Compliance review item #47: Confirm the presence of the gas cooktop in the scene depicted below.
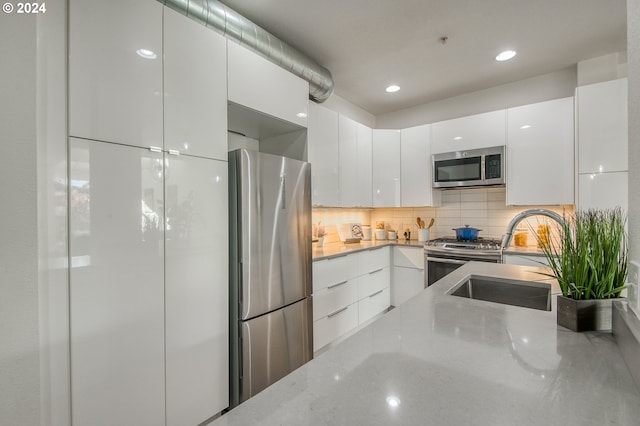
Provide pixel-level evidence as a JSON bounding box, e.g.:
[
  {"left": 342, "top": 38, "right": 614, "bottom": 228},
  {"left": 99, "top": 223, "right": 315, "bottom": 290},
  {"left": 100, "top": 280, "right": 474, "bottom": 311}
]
[{"left": 425, "top": 237, "right": 503, "bottom": 252}]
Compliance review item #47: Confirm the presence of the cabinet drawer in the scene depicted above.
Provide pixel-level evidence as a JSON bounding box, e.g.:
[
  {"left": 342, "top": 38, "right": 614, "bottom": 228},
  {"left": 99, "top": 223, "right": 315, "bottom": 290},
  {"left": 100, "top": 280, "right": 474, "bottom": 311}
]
[
  {"left": 313, "top": 254, "right": 358, "bottom": 292},
  {"left": 313, "top": 302, "right": 358, "bottom": 351},
  {"left": 358, "top": 267, "right": 390, "bottom": 299},
  {"left": 393, "top": 247, "right": 424, "bottom": 269},
  {"left": 313, "top": 279, "right": 359, "bottom": 321},
  {"left": 359, "top": 247, "right": 390, "bottom": 274},
  {"left": 358, "top": 287, "right": 390, "bottom": 324}
]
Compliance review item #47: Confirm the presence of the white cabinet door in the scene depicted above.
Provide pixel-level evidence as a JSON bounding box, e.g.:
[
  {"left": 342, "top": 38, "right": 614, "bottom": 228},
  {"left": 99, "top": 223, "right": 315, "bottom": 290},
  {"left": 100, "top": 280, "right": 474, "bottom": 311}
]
[
  {"left": 164, "top": 8, "right": 227, "bottom": 160},
  {"left": 401, "top": 124, "right": 439, "bottom": 206},
  {"left": 372, "top": 130, "right": 401, "bottom": 207},
  {"left": 392, "top": 247, "right": 424, "bottom": 306},
  {"left": 577, "top": 78, "right": 628, "bottom": 174},
  {"left": 339, "top": 115, "right": 358, "bottom": 206},
  {"left": 339, "top": 116, "right": 373, "bottom": 207},
  {"left": 430, "top": 110, "right": 506, "bottom": 154},
  {"left": 227, "top": 41, "right": 308, "bottom": 127},
  {"left": 69, "top": 0, "right": 163, "bottom": 148},
  {"left": 165, "top": 155, "right": 229, "bottom": 426},
  {"left": 506, "top": 97, "right": 574, "bottom": 205},
  {"left": 356, "top": 123, "right": 373, "bottom": 207},
  {"left": 578, "top": 172, "right": 628, "bottom": 211},
  {"left": 69, "top": 138, "right": 165, "bottom": 426},
  {"left": 392, "top": 267, "right": 424, "bottom": 306},
  {"left": 308, "top": 102, "right": 340, "bottom": 206}
]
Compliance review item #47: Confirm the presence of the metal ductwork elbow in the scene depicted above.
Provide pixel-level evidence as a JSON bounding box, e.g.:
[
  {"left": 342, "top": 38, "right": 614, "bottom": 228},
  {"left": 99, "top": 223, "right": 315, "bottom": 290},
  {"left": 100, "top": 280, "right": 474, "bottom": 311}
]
[{"left": 158, "top": 0, "right": 335, "bottom": 103}]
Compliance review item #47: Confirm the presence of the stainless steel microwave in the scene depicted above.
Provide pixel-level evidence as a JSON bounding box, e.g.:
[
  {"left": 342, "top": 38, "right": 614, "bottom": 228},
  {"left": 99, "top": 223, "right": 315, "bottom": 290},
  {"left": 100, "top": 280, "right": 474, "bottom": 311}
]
[{"left": 432, "top": 145, "right": 505, "bottom": 188}]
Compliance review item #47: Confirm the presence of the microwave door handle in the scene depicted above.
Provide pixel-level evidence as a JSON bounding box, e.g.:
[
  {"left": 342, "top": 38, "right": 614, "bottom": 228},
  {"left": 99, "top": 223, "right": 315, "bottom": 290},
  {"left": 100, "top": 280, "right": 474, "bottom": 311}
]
[{"left": 480, "top": 155, "right": 486, "bottom": 181}]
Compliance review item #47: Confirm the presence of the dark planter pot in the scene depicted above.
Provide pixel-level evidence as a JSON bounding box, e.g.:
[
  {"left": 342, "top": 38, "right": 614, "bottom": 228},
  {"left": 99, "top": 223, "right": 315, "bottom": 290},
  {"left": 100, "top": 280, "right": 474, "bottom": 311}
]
[{"left": 556, "top": 295, "right": 621, "bottom": 332}]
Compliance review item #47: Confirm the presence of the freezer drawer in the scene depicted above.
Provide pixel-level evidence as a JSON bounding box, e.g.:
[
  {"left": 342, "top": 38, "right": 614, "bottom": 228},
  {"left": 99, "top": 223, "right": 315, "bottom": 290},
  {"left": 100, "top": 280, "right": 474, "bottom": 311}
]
[{"left": 240, "top": 297, "right": 313, "bottom": 402}]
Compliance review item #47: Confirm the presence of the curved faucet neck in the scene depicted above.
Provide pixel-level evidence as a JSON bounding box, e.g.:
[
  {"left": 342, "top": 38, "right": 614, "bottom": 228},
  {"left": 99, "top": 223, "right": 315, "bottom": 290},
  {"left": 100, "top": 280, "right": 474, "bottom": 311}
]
[{"left": 501, "top": 209, "right": 566, "bottom": 249}]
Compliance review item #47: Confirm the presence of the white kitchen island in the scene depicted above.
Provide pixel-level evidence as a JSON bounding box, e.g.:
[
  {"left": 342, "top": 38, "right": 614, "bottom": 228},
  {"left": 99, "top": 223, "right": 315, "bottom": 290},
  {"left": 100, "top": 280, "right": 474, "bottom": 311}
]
[{"left": 211, "top": 263, "right": 640, "bottom": 425}]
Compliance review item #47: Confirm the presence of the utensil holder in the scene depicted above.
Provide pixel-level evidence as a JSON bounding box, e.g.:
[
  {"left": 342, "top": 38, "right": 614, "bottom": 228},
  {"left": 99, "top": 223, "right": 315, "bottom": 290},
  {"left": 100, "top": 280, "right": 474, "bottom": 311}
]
[{"left": 418, "top": 229, "right": 430, "bottom": 242}]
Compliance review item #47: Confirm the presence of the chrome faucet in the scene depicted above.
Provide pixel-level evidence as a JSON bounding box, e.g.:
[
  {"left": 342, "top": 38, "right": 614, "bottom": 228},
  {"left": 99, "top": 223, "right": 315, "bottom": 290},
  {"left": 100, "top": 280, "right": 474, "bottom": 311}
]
[{"left": 501, "top": 208, "right": 566, "bottom": 249}]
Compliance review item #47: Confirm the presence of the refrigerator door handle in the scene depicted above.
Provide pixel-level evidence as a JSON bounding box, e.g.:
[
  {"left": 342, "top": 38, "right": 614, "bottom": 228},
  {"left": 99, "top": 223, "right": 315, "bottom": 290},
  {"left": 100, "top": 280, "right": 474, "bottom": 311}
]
[{"left": 280, "top": 174, "right": 286, "bottom": 210}]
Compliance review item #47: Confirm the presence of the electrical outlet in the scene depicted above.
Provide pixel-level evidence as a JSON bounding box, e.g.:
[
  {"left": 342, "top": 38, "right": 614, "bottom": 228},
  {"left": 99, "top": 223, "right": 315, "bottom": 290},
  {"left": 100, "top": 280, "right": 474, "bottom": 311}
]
[{"left": 628, "top": 261, "right": 640, "bottom": 317}]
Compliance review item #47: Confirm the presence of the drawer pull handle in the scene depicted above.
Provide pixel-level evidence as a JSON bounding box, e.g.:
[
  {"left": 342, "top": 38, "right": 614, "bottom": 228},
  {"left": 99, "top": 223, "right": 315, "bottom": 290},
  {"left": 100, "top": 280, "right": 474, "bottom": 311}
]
[
  {"left": 368, "top": 289, "right": 384, "bottom": 298},
  {"left": 369, "top": 268, "right": 384, "bottom": 275},
  {"left": 327, "top": 306, "right": 349, "bottom": 318},
  {"left": 327, "top": 280, "right": 348, "bottom": 289}
]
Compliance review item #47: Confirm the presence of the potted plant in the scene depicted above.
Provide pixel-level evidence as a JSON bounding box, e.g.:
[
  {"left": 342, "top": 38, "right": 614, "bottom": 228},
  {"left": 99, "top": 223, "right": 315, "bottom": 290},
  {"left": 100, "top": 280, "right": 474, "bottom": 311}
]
[
  {"left": 313, "top": 221, "right": 327, "bottom": 247},
  {"left": 537, "top": 207, "right": 628, "bottom": 332}
]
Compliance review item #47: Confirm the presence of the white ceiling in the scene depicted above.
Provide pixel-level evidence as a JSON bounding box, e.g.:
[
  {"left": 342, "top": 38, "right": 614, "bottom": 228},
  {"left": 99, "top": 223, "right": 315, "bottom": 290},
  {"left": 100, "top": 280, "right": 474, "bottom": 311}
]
[{"left": 220, "top": 0, "right": 626, "bottom": 116}]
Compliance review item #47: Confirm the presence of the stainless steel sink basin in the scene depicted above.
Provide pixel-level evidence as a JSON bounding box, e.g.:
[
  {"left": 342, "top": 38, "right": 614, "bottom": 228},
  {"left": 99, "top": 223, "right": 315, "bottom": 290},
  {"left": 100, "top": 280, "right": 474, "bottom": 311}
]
[{"left": 448, "top": 276, "right": 551, "bottom": 311}]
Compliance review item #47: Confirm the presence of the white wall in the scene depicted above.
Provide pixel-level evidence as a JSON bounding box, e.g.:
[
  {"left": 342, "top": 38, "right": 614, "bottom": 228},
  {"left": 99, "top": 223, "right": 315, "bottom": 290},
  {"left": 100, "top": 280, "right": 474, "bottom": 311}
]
[
  {"left": 322, "top": 93, "right": 376, "bottom": 128},
  {"left": 0, "top": 14, "right": 41, "bottom": 426},
  {"left": 577, "top": 52, "right": 628, "bottom": 86},
  {"left": 629, "top": 0, "right": 640, "bottom": 263},
  {"left": 376, "top": 67, "right": 577, "bottom": 129}
]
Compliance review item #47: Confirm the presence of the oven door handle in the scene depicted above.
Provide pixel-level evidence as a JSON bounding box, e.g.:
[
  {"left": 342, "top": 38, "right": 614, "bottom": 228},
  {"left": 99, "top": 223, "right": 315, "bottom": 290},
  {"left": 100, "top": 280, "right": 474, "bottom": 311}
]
[{"left": 426, "top": 256, "right": 468, "bottom": 265}]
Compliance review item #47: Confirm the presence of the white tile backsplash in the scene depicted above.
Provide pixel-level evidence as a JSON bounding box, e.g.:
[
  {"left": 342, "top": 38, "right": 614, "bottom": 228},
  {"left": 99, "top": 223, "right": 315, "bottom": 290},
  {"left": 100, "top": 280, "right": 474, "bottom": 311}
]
[{"left": 314, "top": 187, "right": 574, "bottom": 244}]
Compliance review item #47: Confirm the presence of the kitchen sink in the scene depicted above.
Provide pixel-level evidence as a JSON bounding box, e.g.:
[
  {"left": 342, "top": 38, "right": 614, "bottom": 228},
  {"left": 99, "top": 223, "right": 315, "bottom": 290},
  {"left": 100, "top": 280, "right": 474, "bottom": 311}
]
[{"left": 448, "top": 276, "right": 551, "bottom": 311}]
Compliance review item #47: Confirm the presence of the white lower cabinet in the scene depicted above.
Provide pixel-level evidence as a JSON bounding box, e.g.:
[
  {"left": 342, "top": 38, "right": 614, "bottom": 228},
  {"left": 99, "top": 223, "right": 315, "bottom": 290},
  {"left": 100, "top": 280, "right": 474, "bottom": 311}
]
[
  {"left": 312, "top": 247, "right": 391, "bottom": 351},
  {"left": 392, "top": 247, "right": 425, "bottom": 306},
  {"left": 313, "top": 303, "right": 359, "bottom": 351}
]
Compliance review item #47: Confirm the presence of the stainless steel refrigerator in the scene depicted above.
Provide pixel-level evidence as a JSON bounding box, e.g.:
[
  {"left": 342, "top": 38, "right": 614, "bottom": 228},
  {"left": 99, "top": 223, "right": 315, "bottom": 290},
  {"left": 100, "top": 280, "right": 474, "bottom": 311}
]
[{"left": 228, "top": 149, "right": 313, "bottom": 407}]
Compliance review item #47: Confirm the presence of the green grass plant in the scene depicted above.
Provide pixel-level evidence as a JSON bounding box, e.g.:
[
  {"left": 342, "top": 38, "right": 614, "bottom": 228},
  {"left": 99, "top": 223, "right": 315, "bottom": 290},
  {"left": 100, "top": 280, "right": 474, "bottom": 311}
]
[{"left": 537, "top": 208, "right": 627, "bottom": 300}]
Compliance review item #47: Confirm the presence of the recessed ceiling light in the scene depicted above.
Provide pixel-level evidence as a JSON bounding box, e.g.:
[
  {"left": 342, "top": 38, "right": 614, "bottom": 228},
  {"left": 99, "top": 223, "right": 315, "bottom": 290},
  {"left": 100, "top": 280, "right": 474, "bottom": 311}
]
[
  {"left": 296, "top": 112, "right": 308, "bottom": 118},
  {"left": 453, "top": 136, "right": 463, "bottom": 140},
  {"left": 136, "top": 48, "right": 157, "bottom": 59},
  {"left": 495, "top": 50, "right": 517, "bottom": 61},
  {"left": 386, "top": 396, "right": 401, "bottom": 408},
  {"left": 520, "top": 125, "right": 531, "bottom": 130},
  {"left": 385, "top": 85, "right": 400, "bottom": 93}
]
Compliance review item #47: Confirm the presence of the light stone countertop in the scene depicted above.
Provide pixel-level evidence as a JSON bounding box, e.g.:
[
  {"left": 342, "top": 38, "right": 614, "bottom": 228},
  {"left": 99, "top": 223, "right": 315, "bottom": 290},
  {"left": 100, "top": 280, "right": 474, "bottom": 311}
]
[
  {"left": 212, "top": 262, "right": 640, "bottom": 425},
  {"left": 313, "top": 239, "right": 424, "bottom": 260}
]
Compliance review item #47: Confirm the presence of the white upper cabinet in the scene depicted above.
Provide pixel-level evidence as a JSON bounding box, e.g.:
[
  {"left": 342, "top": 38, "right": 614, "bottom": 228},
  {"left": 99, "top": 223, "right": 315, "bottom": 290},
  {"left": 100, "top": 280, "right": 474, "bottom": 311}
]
[
  {"left": 69, "top": 0, "right": 163, "bottom": 148},
  {"left": 576, "top": 78, "right": 628, "bottom": 174},
  {"left": 356, "top": 122, "right": 373, "bottom": 207},
  {"left": 308, "top": 102, "right": 340, "bottom": 206},
  {"left": 227, "top": 41, "right": 308, "bottom": 127},
  {"left": 165, "top": 155, "right": 229, "bottom": 426},
  {"left": 339, "top": 116, "right": 373, "bottom": 207},
  {"left": 400, "top": 124, "right": 440, "bottom": 206},
  {"left": 430, "top": 110, "right": 506, "bottom": 154},
  {"left": 578, "top": 172, "right": 628, "bottom": 211},
  {"left": 339, "top": 115, "right": 358, "bottom": 206},
  {"left": 164, "top": 8, "right": 227, "bottom": 160},
  {"left": 506, "top": 97, "right": 574, "bottom": 205},
  {"left": 372, "top": 129, "right": 401, "bottom": 207}
]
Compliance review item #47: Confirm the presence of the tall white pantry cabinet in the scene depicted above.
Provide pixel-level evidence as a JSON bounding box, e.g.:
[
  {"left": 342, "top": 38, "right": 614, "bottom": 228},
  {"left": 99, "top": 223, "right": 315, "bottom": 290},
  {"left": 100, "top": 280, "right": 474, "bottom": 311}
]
[{"left": 69, "top": 1, "right": 229, "bottom": 425}]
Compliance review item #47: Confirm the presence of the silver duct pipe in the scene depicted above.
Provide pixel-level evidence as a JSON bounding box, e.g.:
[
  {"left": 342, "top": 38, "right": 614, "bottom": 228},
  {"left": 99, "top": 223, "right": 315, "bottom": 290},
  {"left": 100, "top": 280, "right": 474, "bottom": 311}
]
[{"left": 158, "top": 0, "right": 334, "bottom": 103}]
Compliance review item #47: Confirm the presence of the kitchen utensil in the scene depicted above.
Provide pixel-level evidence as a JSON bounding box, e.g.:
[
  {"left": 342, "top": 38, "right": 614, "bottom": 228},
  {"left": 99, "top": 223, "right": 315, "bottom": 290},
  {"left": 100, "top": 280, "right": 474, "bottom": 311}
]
[
  {"left": 427, "top": 218, "right": 435, "bottom": 229},
  {"left": 452, "top": 225, "right": 482, "bottom": 241}
]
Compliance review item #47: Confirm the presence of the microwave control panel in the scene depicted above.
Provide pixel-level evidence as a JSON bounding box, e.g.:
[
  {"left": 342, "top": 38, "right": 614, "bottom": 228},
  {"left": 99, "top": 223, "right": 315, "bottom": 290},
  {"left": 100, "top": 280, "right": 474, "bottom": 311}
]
[{"left": 485, "top": 154, "right": 502, "bottom": 179}]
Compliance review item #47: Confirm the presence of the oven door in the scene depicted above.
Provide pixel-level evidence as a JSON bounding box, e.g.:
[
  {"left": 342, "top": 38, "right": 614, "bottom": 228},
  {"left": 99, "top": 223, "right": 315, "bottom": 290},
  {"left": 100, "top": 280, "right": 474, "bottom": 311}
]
[
  {"left": 425, "top": 251, "right": 501, "bottom": 287},
  {"left": 425, "top": 254, "right": 468, "bottom": 287}
]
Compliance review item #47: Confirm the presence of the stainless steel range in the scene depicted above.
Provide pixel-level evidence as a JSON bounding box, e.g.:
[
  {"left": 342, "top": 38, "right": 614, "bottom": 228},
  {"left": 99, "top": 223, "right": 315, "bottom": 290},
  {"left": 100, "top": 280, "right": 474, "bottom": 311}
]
[{"left": 424, "top": 237, "right": 503, "bottom": 287}]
